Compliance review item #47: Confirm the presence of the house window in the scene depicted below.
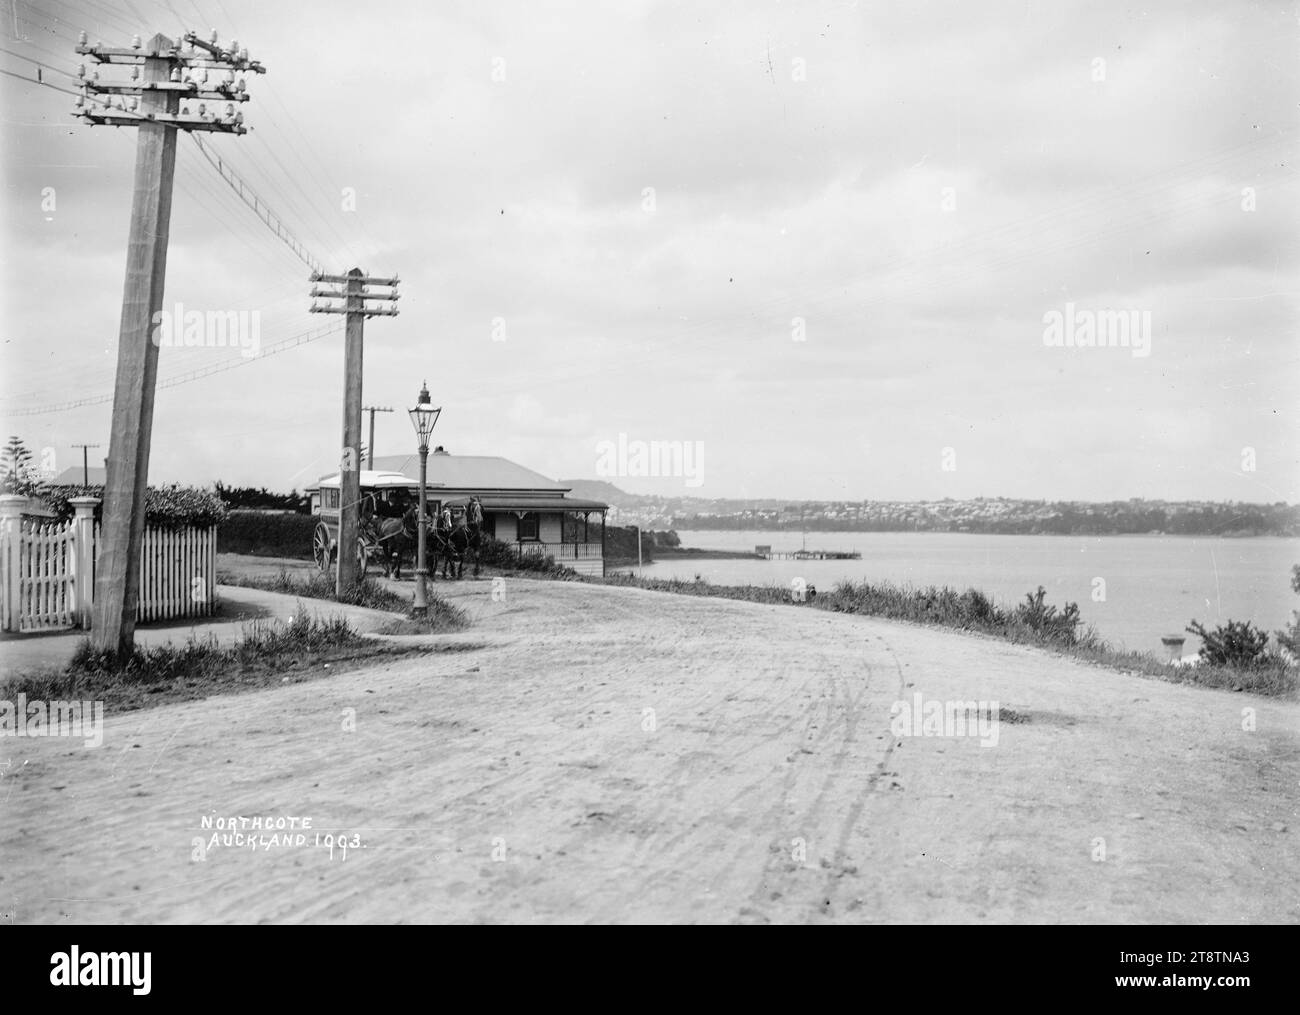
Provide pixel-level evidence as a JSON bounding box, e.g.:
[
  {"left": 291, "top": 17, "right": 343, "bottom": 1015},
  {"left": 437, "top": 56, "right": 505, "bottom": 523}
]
[
  {"left": 564, "top": 511, "right": 588, "bottom": 543},
  {"left": 517, "top": 512, "right": 539, "bottom": 541}
]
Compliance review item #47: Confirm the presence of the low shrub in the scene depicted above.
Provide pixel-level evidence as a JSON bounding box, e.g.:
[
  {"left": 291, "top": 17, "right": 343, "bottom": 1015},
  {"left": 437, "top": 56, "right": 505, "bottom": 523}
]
[
  {"left": 1011, "top": 586, "right": 1085, "bottom": 645},
  {"left": 1186, "top": 618, "right": 1271, "bottom": 668},
  {"left": 958, "top": 588, "right": 998, "bottom": 625},
  {"left": 476, "top": 538, "right": 578, "bottom": 579}
]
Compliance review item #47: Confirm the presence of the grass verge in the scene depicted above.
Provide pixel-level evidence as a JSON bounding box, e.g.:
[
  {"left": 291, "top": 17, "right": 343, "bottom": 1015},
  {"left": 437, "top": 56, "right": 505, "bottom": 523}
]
[
  {"left": 594, "top": 573, "right": 1298, "bottom": 698},
  {"left": 0, "top": 606, "right": 456, "bottom": 713},
  {"left": 218, "top": 567, "right": 469, "bottom": 632}
]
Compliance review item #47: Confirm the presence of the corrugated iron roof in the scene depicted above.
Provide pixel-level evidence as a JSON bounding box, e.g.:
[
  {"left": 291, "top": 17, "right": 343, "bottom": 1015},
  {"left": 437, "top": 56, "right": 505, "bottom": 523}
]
[
  {"left": 48, "top": 466, "right": 107, "bottom": 487},
  {"left": 345, "top": 454, "right": 569, "bottom": 492},
  {"left": 441, "top": 495, "right": 608, "bottom": 512}
]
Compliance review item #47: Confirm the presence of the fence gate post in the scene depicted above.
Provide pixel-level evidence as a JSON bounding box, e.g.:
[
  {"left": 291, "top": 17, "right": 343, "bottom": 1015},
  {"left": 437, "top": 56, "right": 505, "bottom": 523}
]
[
  {"left": 69, "top": 496, "right": 100, "bottom": 629},
  {"left": 0, "top": 494, "right": 28, "bottom": 633}
]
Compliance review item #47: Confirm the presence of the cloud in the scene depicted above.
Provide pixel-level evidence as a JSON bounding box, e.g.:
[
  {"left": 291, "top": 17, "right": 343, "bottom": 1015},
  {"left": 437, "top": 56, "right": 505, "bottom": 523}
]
[{"left": 0, "top": 0, "right": 1295, "bottom": 502}]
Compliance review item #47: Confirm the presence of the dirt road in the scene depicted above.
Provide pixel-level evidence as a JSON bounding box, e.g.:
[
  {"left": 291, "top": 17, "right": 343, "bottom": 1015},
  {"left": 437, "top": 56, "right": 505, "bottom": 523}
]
[{"left": 3, "top": 578, "right": 1296, "bottom": 923}]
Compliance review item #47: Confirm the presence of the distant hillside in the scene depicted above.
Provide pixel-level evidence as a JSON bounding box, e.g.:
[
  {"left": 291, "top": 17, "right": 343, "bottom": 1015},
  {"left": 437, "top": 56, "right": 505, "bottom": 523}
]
[
  {"left": 558, "top": 479, "right": 635, "bottom": 505},
  {"left": 552, "top": 483, "right": 1300, "bottom": 537}
]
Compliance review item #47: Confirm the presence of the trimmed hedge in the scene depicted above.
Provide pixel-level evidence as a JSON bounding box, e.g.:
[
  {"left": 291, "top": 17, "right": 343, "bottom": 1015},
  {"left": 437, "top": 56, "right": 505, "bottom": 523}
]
[
  {"left": 39, "top": 483, "right": 228, "bottom": 529},
  {"left": 218, "top": 510, "right": 317, "bottom": 558}
]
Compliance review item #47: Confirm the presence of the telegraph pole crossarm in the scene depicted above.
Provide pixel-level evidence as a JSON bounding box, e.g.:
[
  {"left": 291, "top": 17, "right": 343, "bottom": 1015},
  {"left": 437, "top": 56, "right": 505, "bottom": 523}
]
[
  {"left": 309, "top": 268, "right": 400, "bottom": 593},
  {"left": 309, "top": 273, "right": 401, "bottom": 320},
  {"left": 74, "top": 31, "right": 264, "bottom": 134},
  {"left": 312, "top": 273, "right": 400, "bottom": 286},
  {"left": 82, "top": 29, "right": 264, "bottom": 659}
]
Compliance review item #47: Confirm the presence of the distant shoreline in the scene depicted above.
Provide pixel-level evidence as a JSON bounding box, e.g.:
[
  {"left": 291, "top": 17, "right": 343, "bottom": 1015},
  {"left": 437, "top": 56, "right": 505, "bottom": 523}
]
[
  {"left": 605, "top": 550, "right": 761, "bottom": 567},
  {"left": 656, "top": 529, "right": 1299, "bottom": 541},
  {"left": 646, "top": 547, "right": 763, "bottom": 560},
  {"left": 607, "top": 528, "right": 1299, "bottom": 568}
]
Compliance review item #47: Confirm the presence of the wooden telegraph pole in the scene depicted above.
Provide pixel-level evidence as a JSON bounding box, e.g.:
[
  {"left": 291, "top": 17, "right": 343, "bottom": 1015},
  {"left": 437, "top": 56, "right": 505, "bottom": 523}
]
[
  {"left": 362, "top": 406, "right": 393, "bottom": 469},
  {"left": 70, "top": 443, "right": 101, "bottom": 487},
  {"left": 76, "top": 30, "right": 265, "bottom": 658},
  {"left": 310, "top": 270, "right": 399, "bottom": 593}
]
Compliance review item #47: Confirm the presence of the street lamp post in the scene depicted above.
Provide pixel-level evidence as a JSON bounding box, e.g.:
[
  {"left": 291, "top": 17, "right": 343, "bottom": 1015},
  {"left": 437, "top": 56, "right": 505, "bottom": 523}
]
[{"left": 408, "top": 381, "right": 442, "bottom": 617}]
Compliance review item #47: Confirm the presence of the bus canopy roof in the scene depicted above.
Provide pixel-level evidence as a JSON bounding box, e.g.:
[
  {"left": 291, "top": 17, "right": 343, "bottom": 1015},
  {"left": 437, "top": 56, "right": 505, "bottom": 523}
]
[{"left": 314, "top": 471, "right": 427, "bottom": 489}]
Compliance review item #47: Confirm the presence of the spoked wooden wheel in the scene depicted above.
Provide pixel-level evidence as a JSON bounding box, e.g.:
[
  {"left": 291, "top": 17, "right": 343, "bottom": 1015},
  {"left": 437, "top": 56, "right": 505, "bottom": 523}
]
[{"left": 312, "top": 523, "right": 332, "bottom": 572}]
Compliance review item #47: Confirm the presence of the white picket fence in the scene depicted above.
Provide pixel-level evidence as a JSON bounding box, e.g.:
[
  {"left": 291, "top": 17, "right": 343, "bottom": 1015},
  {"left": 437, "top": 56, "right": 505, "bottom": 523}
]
[
  {"left": 16, "top": 518, "right": 79, "bottom": 631},
  {"left": 127, "top": 523, "right": 217, "bottom": 623},
  {"left": 0, "top": 495, "right": 217, "bottom": 633}
]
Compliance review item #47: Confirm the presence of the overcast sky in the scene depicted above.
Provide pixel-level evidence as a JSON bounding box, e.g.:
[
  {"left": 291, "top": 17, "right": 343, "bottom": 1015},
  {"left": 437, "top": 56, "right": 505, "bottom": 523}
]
[{"left": 2, "top": 0, "right": 1296, "bottom": 501}]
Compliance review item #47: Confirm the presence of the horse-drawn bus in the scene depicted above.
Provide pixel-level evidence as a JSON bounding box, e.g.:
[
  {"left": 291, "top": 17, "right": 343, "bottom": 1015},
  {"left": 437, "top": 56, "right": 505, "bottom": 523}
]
[
  {"left": 309, "top": 470, "right": 479, "bottom": 579},
  {"left": 307, "top": 452, "right": 611, "bottom": 579},
  {"left": 310, "top": 471, "right": 418, "bottom": 575}
]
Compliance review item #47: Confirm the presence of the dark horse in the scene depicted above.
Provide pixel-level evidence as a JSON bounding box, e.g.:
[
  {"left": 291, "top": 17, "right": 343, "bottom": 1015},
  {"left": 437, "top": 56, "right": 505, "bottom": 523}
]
[
  {"left": 465, "top": 496, "right": 484, "bottom": 577},
  {"left": 399, "top": 499, "right": 484, "bottom": 581},
  {"left": 438, "top": 498, "right": 484, "bottom": 579},
  {"left": 362, "top": 495, "right": 414, "bottom": 579},
  {"left": 431, "top": 506, "right": 469, "bottom": 580}
]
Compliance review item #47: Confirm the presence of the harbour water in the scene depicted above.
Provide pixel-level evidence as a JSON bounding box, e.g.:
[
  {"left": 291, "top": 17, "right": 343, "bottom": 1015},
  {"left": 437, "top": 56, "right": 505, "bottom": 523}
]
[{"left": 626, "top": 530, "right": 1300, "bottom": 656}]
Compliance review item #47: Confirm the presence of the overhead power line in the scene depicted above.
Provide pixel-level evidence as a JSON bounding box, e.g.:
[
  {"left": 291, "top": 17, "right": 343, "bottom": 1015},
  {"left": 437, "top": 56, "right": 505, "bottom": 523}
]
[
  {"left": 0, "top": 64, "right": 143, "bottom": 116},
  {"left": 2, "top": 37, "right": 332, "bottom": 277},
  {"left": 1, "top": 321, "right": 344, "bottom": 417},
  {"left": 189, "top": 132, "right": 325, "bottom": 275}
]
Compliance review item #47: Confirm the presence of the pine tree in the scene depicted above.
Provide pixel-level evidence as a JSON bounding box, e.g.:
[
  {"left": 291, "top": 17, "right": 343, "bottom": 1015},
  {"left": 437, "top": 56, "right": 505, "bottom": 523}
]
[{"left": 0, "top": 435, "right": 34, "bottom": 491}]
